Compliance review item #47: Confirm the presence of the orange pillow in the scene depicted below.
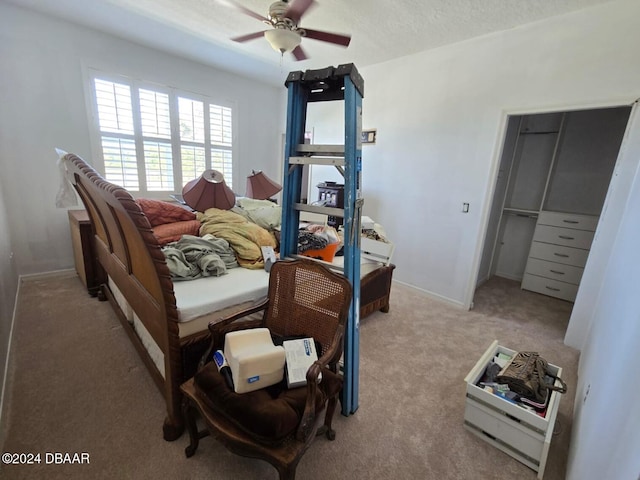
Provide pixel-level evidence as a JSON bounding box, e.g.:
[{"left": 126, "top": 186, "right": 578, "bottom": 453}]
[
  {"left": 153, "top": 220, "right": 201, "bottom": 245},
  {"left": 137, "top": 198, "right": 196, "bottom": 227}
]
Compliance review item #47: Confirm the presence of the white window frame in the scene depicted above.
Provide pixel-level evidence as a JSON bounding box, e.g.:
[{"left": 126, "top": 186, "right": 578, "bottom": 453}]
[{"left": 85, "top": 69, "right": 236, "bottom": 198}]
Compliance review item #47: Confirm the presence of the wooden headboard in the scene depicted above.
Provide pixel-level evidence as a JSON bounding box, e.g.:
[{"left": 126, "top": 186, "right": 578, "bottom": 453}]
[{"left": 63, "top": 153, "right": 185, "bottom": 440}]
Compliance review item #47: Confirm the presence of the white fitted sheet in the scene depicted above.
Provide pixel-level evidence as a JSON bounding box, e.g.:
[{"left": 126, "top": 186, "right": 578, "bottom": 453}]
[{"left": 173, "top": 267, "right": 270, "bottom": 324}]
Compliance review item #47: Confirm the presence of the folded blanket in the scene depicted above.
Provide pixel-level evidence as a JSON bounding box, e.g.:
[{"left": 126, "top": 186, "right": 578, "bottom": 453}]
[{"left": 197, "top": 208, "right": 277, "bottom": 269}]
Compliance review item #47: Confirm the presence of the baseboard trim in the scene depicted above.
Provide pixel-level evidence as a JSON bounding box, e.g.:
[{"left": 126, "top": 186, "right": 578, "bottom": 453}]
[
  {"left": 19, "top": 268, "right": 76, "bottom": 282},
  {"left": 0, "top": 275, "right": 22, "bottom": 438},
  {"left": 392, "top": 279, "right": 466, "bottom": 309}
]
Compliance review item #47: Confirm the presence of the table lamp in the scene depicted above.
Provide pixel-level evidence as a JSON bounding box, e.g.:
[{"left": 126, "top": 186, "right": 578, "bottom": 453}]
[
  {"left": 245, "top": 170, "right": 282, "bottom": 201},
  {"left": 182, "top": 169, "right": 235, "bottom": 211}
]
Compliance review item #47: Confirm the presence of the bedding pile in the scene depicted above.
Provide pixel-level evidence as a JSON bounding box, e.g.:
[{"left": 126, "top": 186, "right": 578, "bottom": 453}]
[
  {"left": 197, "top": 208, "right": 277, "bottom": 269},
  {"left": 136, "top": 198, "right": 201, "bottom": 245},
  {"left": 232, "top": 197, "right": 282, "bottom": 230},
  {"left": 298, "top": 224, "right": 341, "bottom": 253},
  {"left": 163, "top": 234, "right": 238, "bottom": 280}
]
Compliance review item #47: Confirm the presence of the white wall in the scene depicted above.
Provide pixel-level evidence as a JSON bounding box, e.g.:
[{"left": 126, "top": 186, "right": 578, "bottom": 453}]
[
  {"left": 0, "top": 179, "right": 19, "bottom": 428},
  {"left": 352, "top": 0, "right": 640, "bottom": 308},
  {"left": 566, "top": 136, "right": 640, "bottom": 479},
  {"left": 0, "top": 3, "right": 286, "bottom": 276},
  {"left": 564, "top": 105, "right": 640, "bottom": 351},
  {"left": 307, "top": 1, "right": 640, "bottom": 477},
  {"left": 3, "top": 1, "right": 640, "bottom": 476}
]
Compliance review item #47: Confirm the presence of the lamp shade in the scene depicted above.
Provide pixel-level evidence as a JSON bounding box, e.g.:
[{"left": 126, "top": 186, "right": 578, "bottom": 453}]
[
  {"left": 246, "top": 170, "right": 282, "bottom": 200},
  {"left": 182, "top": 170, "right": 235, "bottom": 211}
]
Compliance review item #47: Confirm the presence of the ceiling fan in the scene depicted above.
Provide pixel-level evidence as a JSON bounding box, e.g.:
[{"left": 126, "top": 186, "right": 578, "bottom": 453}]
[{"left": 220, "top": 0, "right": 351, "bottom": 61}]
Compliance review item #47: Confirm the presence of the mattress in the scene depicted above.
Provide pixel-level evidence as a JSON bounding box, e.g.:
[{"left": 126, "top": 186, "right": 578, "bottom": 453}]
[{"left": 173, "top": 267, "right": 269, "bottom": 322}]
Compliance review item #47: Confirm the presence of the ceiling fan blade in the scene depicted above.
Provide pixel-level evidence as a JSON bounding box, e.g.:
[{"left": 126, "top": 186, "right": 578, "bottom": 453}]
[
  {"left": 303, "top": 28, "right": 351, "bottom": 47},
  {"left": 291, "top": 45, "right": 308, "bottom": 61},
  {"left": 218, "top": 0, "right": 269, "bottom": 22},
  {"left": 285, "top": 0, "right": 316, "bottom": 24},
  {"left": 231, "top": 31, "right": 267, "bottom": 43}
]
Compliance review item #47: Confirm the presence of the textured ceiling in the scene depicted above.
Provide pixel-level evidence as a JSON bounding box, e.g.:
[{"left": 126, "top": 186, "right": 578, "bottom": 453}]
[{"left": 9, "top": 0, "right": 614, "bottom": 85}]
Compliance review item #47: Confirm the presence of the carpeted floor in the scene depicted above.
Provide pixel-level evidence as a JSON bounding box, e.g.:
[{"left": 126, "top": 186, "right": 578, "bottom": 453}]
[{"left": 0, "top": 272, "right": 578, "bottom": 479}]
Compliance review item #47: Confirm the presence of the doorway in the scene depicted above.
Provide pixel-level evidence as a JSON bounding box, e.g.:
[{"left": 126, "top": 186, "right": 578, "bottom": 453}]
[{"left": 474, "top": 105, "right": 632, "bottom": 312}]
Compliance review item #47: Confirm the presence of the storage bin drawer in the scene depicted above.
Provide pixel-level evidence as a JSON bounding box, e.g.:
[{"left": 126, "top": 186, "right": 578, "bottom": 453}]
[
  {"left": 464, "top": 399, "right": 544, "bottom": 462},
  {"left": 464, "top": 341, "right": 563, "bottom": 479},
  {"left": 524, "top": 258, "right": 584, "bottom": 285},
  {"left": 521, "top": 273, "right": 579, "bottom": 302},
  {"left": 533, "top": 225, "right": 595, "bottom": 250},
  {"left": 528, "top": 241, "right": 590, "bottom": 267},
  {"left": 537, "top": 211, "right": 598, "bottom": 231}
]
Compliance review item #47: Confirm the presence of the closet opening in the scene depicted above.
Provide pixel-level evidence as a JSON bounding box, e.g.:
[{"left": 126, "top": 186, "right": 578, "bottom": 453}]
[{"left": 474, "top": 105, "right": 632, "bottom": 318}]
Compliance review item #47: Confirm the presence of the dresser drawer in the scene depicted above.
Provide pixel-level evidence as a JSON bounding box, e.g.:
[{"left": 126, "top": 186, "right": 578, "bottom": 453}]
[
  {"left": 533, "top": 225, "right": 595, "bottom": 250},
  {"left": 521, "top": 274, "right": 579, "bottom": 302},
  {"left": 537, "top": 211, "right": 599, "bottom": 231},
  {"left": 525, "top": 258, "right": 584, "bottom": 285},
  {"left": 528, "top": 241, "right": 590, "bottom": 267}
]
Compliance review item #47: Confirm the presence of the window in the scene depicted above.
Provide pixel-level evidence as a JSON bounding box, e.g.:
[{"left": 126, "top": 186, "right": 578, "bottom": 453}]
[{"left": 90, "top": 74, "right": 234, "bottom": 195}]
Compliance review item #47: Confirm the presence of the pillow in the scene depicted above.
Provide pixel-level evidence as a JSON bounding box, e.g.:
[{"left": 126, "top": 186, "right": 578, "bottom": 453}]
[
  {"left": 194, "top": 362, "right": 341, "bottom": 441},
  {"left": 153, "top": 220, "right": 201, "bottom": 245},
  {"left": 234, "top": 197, "right": 282, "bottom": 230},
  {"left": 137, "top": 198, "right": 196, "bottom": 227}
]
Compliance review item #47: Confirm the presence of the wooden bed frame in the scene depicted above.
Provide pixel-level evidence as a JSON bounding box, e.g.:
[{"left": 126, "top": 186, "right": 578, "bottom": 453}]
[{"left": 63, "top": 152, "right": 395, "bottom": 441}]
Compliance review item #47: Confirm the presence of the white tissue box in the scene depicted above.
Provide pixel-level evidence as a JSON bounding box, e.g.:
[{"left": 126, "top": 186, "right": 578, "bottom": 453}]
[
  {"left": 224, "top": 328, "right": 285, "bottom": 394},
  {"left": 283, "top": 338, "right": 319, "bottom": 388}
]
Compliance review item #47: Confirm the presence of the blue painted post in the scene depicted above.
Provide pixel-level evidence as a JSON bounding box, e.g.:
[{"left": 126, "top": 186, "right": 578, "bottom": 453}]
[
  {"left": 280, "top": 80, "right": 308, "bottom": 258},
  {"left": 341, "top": 76, "right": 362, "bottom": 415}
]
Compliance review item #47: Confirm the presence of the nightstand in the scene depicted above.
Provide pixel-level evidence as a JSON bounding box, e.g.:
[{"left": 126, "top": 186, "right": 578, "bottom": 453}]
[{"left": 68, "top": 209, "right": 100, "bottom": 296}]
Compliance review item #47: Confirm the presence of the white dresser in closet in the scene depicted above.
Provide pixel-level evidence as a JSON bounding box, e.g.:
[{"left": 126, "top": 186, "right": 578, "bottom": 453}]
[
  {"left": 521, "top": 211, "right": 598, "bottom": 302},
  {"left": 478, "top": 106, "right": 631, "bottom": 303}
]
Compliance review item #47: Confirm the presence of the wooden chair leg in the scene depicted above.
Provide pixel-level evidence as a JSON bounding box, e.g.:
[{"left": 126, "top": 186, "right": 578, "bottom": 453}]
[
  {"left": 183, "top": 400, "right": 202, "bottom": 457},
  {"left": 323, "top": 395, "right": 338, "bottom": 441},
  {"left": 276, "top": 460, "right": 299, "bottom": 480}
]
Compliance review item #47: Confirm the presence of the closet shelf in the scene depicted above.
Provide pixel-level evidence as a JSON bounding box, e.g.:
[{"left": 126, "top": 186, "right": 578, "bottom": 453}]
[
  {"left": 503, "top": 208, "right": 539, "bottom": 218},
  {"left": 519, "top": 130, "right": 560, "bottom": 135}
]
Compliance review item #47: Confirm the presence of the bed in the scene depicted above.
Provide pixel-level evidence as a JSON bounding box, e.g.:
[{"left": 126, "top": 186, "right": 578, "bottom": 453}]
[{"left": 62, "top": 152, "right": 394, "bottom": 441}]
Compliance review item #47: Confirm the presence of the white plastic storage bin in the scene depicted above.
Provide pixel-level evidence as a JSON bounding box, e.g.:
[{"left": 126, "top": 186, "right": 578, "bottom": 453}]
[{"left": 463, "top": 340, "right": 563, "bottom": 479}]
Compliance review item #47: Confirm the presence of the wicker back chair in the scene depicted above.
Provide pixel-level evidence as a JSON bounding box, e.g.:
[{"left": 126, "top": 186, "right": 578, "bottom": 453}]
[{"left": 181, "top": 259, "right": 352, "bottom": 480}]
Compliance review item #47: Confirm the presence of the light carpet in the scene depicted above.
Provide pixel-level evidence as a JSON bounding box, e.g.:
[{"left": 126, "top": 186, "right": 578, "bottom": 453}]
[{"left": 0, "top": 273, "right": 578, "bottom": 479}]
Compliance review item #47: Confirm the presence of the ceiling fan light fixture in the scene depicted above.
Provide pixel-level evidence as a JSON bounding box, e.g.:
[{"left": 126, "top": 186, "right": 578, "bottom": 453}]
[{"left": 264, "top": 28, "right": 301, "bottom": 54}]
